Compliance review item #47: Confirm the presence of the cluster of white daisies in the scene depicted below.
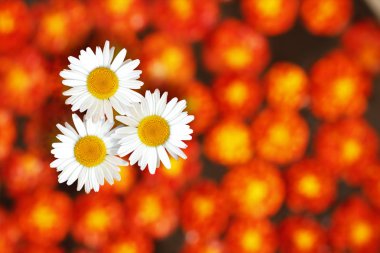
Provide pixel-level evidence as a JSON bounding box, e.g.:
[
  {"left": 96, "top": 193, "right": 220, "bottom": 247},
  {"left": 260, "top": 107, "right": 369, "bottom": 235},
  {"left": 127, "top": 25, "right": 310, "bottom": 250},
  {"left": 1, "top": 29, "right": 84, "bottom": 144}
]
[{"left": 51, "top": 41, "right": 194, "bottom": 193}]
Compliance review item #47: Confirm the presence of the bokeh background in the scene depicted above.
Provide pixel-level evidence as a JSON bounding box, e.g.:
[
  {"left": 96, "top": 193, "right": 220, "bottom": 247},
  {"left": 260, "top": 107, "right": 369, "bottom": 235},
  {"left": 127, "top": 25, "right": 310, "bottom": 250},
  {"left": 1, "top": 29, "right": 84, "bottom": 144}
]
[{"left": 1, "top": 0, "right": 380, "bottom": 252}]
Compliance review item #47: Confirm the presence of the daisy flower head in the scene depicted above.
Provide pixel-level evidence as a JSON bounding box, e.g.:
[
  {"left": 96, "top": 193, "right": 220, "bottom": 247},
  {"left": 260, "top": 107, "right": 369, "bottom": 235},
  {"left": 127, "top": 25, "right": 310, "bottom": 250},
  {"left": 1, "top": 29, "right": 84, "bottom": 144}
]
[
  {"left": 115, "top": 89, "right": 194, "bottom": 174},
  {"left": 50, "top": 114, "right": 128, "bottom": 193},
  {"left": 60, "top": 41, "right": 143, "bottom": 121}
]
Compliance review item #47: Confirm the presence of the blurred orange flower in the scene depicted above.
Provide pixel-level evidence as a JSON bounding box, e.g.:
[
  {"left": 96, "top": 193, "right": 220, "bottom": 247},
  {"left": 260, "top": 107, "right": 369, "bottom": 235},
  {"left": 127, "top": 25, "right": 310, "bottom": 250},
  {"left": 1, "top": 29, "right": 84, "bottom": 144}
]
[
  {"left": 203, "top": 19, "right": 270, "bottom": 75},
  {"left": 241, "top": 0, "right": 299, "bottom": 35},
  {"left": 300, "top": 0, "right": 353, "bottom": 36},
  {"left": 16, "top": 190, "right": 73, "bottom": 246},
  {"left": 251, "top": 109, "right": 309, "bottom": 165},
  {"left": 264, "top": 62, "right": 309, "bottom": 110},
  {"left": 225, "top": 218, "right": 277, "bottom": 253},
  {"left": 330, "top": 197, "right": 380, "bottom": 252},
  {"left": 0, "top": 48, "right": 51, "bottom": 115},
  {"left": 342, "top": 19, "right": 380, "bottom": 75},
  {"left": 0, "top": 0, "right": 33, "bottom": 54},
  {"left": 72, "top": 194, "right": 124, "bottom": 248},
  {"left": 310, "top": 50, "right": 371, "bottom": 121},
  {"left": 180, "top": 181, "right": 230, "bottom": 240},
  {"left": 1, "top": 150, "right": 57, "bottom": 198},
  {"left": 285, "top": 159, "right": 336, "bottom": 213},
  {"left": 279, "top": 216, "right": 328, "bottom": 253},
  {"left": 315, "top": 118, "right": 378, "bottom": 184},
  {"left": 181, "top": 240, "right": 225, "bottom": 253},
  {"left": 204, "top": 119, "right": 253, "bottom": 166},
  {"left": 32, "top": 0, "right": 93, "bottom": 55},
  {"left": 212, "top": 73, "right": 263, "bottom": 119},
  {"left": 222, "top": 159, "right": 285, "bottom": 219},
  {"left": 125, "top": 183, "right": 179, "bottom": 239}
]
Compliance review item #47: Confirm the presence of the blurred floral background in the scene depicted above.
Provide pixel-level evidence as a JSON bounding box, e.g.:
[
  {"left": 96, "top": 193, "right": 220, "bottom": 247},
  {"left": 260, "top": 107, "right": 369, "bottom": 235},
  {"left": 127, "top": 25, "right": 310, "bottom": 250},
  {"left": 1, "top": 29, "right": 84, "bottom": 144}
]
[{"left": 1, "top": 0, "right": 380, "bottom": 252}]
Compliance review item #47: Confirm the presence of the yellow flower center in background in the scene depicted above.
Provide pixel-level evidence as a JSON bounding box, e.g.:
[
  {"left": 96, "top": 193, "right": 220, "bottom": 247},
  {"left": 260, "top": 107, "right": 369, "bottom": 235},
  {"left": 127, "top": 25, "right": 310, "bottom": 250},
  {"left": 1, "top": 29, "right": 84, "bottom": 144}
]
[
  {"left": 242, "top": 230, "right": 262, "bottom": 251},
  {"left": 294, "top": 229, "right": 315, "bottom": 250},
  {"left": 0, "top": 11, "right": 15, "bottom": 34},
  {"left": 87, "top": 67, "right": 119, "bottom": 99},
  {"left": 74, "top": 136, "right": 107, "bottom": 167},
  {"left": 170, "top": 0, "right": 193, "bottom": 19},
  {"left": 193, "top": 197, "right": 214, "bottom": 218},
  {"left": 43, "top": 13, "right": 66, "bottom": 37},
  {"left": 226, "top": 81, "right": 248, "bottom": 107},
  {"left": 86, "top": 208, "right": 110, "bottom": 230},
  {"left": 138, "top": 115, "right": 170, "bottom": 147},
  {"left": 269, "top": 124, "right": 290, "bottom": 146},
  {"left": 256, "top": 0, "right": 281, "bottom": 17},
  {"left": 139, "top": 196, "right": 162, "bottom": 223},
  {"left": 351, "top": 221, "right": 372, "bottom": 246},
  {"left": 107, "top": 0, "right": 132, "bottom": 14},
  {"left": 247, "top": 180, "right": 268, "bottom": 203},
  {"left": 111, "top": 243, "right": 137, "bottom": 253},
  {"left": 31, "top": 205, "right": 57, "bottom": 230},
  {"left": 224, "top": 46, "right": 252, "bottom": 69},
  {"left": 298, "top": 174, "right": 321, "bottom": 198},
  {"left": 342, "top": 139, "right": 361, "bottom": 163}
]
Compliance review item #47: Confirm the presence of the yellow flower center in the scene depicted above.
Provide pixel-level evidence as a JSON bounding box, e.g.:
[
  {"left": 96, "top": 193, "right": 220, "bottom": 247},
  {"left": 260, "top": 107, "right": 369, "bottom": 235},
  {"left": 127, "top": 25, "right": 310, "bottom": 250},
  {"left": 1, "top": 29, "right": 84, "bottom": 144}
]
[
  {"left": 138, "top": 115, "right": 170, "bottom": 147},
  {"left": 87, "top": 67, "right": 119, "bottom": 99},
  {"left": 193, "top": 197, "right": 214, "bottom": 218},
  {"left": 351, "top": 221, "right": 372, "bottom": 246},
  {"left": 86, "top": 208, "right": 110, "bottom": 230},
  {"left": 170, "top": 0, "right": 193, "bottom": 19},
  {"left": 298, "top": 175, "right": 321, "bottom": 198},
  {"left": 0, "top": 11, "right": 15, "bottom": 34},
  {"left": 294, "top": 229, "right": 315, "bottom": 250},
  {"left": 256, "top": 0, "right": 282, "bottom": 17},
  {"left": 246, "top": 180, "right": 268, "bottom": 203},
  {"left": 107, "top": 0, "right": 132, "bottom": 14},
  {"left": 342, "top": 139, "right": 362, "bottom": 163},
  {"left": 74, "top": 136, "right": 107, "bottom": 167},
  {"left": 242, "top": 230, "right": 262, "bottom": 251},
  {"left": 43, "top": 13, "right": 67, "bottom": 37},
  {"left": 31, "top": 205, "right": 57, "bottom": 230},
  {"left": 139, "top": 196, "right": 162, "bottom": 223},
  {"left": 226, "top": 81, "right": 248, "bottom": 107},
  {"left": 224, "top": 46, "right": 252, "bottom": 69}
]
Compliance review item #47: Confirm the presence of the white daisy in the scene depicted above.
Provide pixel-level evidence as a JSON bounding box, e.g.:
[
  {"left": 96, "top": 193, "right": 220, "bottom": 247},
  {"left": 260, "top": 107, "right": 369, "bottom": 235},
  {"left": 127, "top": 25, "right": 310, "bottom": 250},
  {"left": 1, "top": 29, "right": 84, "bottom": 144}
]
[
  {"left": 60, "top": 41, "right": 143, "bottom": 121},
  {"left": 50, "top": 114, "right": 128, "bottom": 193},
  {"left": 114, "top": 89, "right": 194, "bottom": 174}
]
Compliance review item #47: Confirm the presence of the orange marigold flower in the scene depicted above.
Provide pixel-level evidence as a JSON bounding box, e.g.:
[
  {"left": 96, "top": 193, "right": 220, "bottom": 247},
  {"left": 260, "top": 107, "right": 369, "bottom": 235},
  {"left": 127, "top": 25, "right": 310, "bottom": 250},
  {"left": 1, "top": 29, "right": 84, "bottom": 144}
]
[
  {"left": 315, "top": 118, "right": 378, "bottom": 184},
  {"left": 310, "top": 50, "right": 371, "bottom": 121},
  {"left": 342, "top": 19, "right": 380, "bottom": 75},
  {"left": 151, "top": 0, "right": 219, "bottom": 41},
  {"left": 264, "top": 62, "right": 309, "bottom": 110},
  {"left": 100, "top": 229, "right": 154, "bottom": 253},
  {"left": 125, "top": 183, "right": 179, "bottom": 239},
  {"left": 222, "top": 159, "right": 285, "bottom": 219},
  {"left": 180, "top": 181, "right": 230, "bottom": 240},
  {"left": 1, "top": 150, "right": 57, "bottom": 198},
  {"left": 204, "top": 119, "right": 253, "bottom": 166},
  {"left": 32, "top": 0, "right": 92, "bottom": 55},
  {"left": 225, "top": 218, "right": 278, "bottom": 253},
  {"left": 0, "top": 109, "right": 16, "bottom": 162},
  {"left": 241, "top": 0, "right": 298, "bottom": 35},
  {"left": 72, "top": 194, "right": 124, "bottom": 248},
  {"left": 251, "top": 109, "right": 309, "bottom": 165},
  {"left": 140, "top": 33, "right": 195, "bottom": 87},
  {"left": 16, "top": 190, "right": 73, "bottom": 246},
  {"left": 286, "top": 159, "right": 337, "bottom": 213},
  {"left": 212, "top": 73, "right": 263, "bottom": 119},
  {"left": 0, "top": 48, "right": 51, "bottom": 115},
  {"left": 0, "top": 0, "right": 33, "bottom": 53},
  {"left": 330, "top": 197, "right": 380, "bottom": 252},
  {"left": 143, "top": 140, "right": 201, "bottom": 190},
  {"left": 300, "top": 0, "right": 353, "bottom": 36},
  {"left": 279, "top": 216, "right": 328, "bottom": 253},
  {"left": 203, "top": 19, "right": 270, "bottom": 74}
]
